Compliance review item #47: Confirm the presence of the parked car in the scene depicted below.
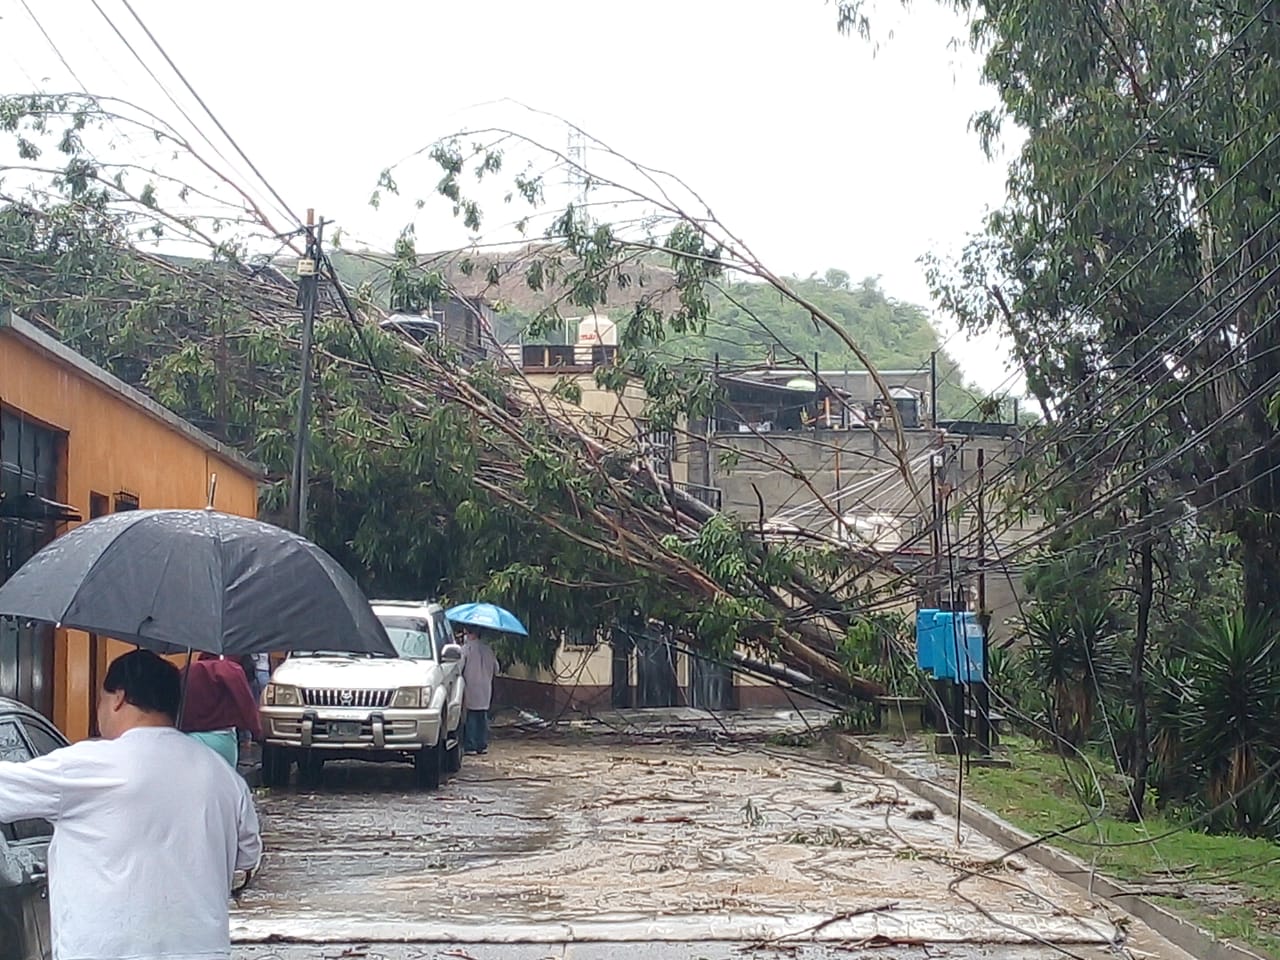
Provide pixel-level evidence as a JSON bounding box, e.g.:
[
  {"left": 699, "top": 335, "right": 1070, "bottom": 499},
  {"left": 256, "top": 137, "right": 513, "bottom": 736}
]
[
  {"left": 259, "top": 600, "right": 465, "bottom": 789},
  {"left": 0, "top": 698, "right": 65, "bottom": 960}
]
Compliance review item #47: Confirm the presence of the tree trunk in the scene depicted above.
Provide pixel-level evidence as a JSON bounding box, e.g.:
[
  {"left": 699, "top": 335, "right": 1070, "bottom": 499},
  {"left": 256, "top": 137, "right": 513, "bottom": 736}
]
[{"left": 1127, "top": 485, "right": 1153, "bottom": 822}]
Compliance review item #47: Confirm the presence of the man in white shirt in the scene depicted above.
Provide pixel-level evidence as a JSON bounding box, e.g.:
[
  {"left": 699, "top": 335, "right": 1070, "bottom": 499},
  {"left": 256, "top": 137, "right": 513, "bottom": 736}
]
[
  {"left": 460, "top": 627, "right": 500, "bottom": 754},
  {"left": 0, "top": 649, "right": 262, "bottom": 960}
]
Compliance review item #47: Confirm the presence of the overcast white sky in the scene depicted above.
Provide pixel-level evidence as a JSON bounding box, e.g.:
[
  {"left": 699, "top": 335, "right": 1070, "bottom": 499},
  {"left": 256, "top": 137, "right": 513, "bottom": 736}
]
[{"left": 0, "top": 0, "right": 1021, "bottom": 394}]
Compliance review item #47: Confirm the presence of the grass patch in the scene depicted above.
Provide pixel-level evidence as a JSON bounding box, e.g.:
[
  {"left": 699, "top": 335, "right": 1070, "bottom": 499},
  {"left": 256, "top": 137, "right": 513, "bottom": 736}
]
[{"left": 960, "top": 735, "right": 1280, "bottom": 957}]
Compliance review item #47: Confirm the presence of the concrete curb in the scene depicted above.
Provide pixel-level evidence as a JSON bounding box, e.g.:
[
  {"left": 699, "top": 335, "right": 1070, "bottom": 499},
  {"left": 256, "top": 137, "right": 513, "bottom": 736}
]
[{"left": 832, "top": 734, "right": 1270, "bottom": 960}]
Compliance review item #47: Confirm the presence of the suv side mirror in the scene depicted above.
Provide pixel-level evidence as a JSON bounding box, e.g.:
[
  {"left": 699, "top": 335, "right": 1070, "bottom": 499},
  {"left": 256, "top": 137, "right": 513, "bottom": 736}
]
[{"left": 441, "top": 643, "right": 463, "bottom": 663}]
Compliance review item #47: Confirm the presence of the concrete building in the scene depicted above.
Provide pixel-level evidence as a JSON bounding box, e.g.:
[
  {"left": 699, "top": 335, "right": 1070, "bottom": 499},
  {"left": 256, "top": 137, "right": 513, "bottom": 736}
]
[
  {"left": 0, "top": 309, "right": 261, "bottom": 740},
  {"left": 493, "top": 349, "right": 1033, "bottom": 715},
  {"left": 688, "top": 368, "right": 1032, "bottom": 634}
]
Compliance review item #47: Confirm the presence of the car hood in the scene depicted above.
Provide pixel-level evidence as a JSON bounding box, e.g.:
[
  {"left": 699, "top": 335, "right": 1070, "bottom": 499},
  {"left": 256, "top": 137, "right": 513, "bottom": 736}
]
[{"left": 272, "top": 655, "right": 438, "bottom": 689}]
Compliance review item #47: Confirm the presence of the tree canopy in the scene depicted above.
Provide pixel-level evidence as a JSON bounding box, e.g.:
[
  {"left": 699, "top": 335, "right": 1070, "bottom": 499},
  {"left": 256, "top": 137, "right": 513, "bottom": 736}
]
[{"left": 899, "top": 0, "right": 1280, "bottom": 827}]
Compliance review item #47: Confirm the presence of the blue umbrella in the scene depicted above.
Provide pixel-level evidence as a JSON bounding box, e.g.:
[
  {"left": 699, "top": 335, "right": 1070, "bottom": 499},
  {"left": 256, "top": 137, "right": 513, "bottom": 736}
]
[{"left": 446, "top": 602, "right": 528, "bottom": 637}]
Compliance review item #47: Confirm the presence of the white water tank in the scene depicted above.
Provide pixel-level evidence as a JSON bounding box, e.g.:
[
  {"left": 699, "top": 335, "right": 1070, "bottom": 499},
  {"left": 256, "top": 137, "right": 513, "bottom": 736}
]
[
  {"left": 576, "top": 314, "right": 617, "bottom": 346},
  {"left": 573, "top": 314, "right": 617, "bottom": 366}
]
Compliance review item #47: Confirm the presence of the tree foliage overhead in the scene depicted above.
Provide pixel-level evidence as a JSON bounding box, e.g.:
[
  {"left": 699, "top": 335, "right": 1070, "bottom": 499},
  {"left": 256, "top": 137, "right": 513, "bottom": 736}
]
[{"left": 0, "top": 92, "right": 944, "bottom": 699}]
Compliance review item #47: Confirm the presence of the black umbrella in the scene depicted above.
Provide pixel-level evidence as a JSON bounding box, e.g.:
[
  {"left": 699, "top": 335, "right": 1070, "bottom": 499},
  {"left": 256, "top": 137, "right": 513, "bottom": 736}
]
[{"left": 0, "top": 509, "right": 395, "bottom": 657}]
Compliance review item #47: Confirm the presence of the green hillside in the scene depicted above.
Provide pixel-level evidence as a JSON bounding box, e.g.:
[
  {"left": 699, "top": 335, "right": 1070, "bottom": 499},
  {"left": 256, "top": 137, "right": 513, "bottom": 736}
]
[{"left": 325, "top": 252, "right": 992, "bottom": 419}]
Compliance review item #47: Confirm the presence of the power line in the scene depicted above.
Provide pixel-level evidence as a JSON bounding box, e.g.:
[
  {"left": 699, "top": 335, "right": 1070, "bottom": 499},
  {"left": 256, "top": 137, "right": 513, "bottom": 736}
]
[
  {"left": 87, "top": 3, "right": 260, "bottom": 199},
  {"left": 112, "top": 0, "right": 303, "bottom": 230},
  {"left": 920, "top": 191, "right": 1280, "bottom": 570},
  {"left": 921, "top": 4, "right": 1276, "bottom": 430},
  {"left": 17, "top": 0, "right": 92, "bottom": 91},
  {"left": 982, "top": 247, "right": 1280, "bottom": 542}
]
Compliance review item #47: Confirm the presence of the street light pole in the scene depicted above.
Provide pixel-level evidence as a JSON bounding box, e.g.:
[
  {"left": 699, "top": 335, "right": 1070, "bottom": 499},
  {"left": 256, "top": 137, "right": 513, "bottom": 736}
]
[{"left": 290, "top": 209, "right": 324, "bottom": 537}]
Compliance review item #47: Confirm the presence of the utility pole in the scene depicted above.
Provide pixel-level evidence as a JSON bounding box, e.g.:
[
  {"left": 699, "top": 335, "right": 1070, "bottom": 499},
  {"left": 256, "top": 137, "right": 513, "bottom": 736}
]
[
  {"left": 925, "top": 447, "right": 947, "bottom": 734},
  {"left": 289, "top": 209, "right": 325, "bottom": 538},
  {"left": 929, "top": 448, "right": 943, "bottom": 608},
  {"left": 930, "top": 350, "right": 938, "bottom": 427},
  {"left": 975, "top": 446, "right": 992, "bottom": 755}
]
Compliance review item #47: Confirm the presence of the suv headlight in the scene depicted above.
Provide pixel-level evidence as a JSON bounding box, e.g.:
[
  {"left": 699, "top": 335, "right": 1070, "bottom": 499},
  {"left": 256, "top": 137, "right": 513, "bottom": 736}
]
[
  {"left": 391, "top": 686, "right": 430, "bottom": 709},
  {"left": 264, "top": 683, "right": 301, "bottom": 707}
]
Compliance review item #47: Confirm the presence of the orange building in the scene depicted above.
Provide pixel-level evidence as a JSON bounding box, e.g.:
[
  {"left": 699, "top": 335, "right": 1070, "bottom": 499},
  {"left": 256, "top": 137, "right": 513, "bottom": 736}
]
[{"left": 0, "top": 308, "right": 262, "bottom": 741}]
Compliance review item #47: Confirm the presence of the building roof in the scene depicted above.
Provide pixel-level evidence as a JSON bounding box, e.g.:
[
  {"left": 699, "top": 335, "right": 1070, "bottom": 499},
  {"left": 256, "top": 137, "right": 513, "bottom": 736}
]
[{"left": 0, "top": 308, "right": 264, "bottom": 478}]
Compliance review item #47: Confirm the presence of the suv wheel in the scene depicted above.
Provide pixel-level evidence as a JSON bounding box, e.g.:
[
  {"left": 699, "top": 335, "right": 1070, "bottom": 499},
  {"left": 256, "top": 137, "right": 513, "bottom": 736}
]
[
  {"left": 261, "top": 745, "right": 292, "bottom": 788},
  {"left": 444, "top": 727, "right": 463, "bottom": 774},
  {"left": 414, "top": 740, "right": 443, "bottom": 790},
  {"left": 298, "top": 753, "right": 325, "bottom": 788}
]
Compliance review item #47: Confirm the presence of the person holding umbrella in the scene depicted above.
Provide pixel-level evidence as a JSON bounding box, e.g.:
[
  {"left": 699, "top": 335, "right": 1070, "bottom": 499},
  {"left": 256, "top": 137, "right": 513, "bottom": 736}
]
[
  {"left": 0, "top": 509, "right": 402, "bottom": 957},
  {"left": 460, "top": 626, "right": 500, "bottom": 754},
  {"left": 0, "top": 649, "right": 261, "bottom": 960},
  {"left": 447, "top": 602, "right": 527, "bottom": 755}
]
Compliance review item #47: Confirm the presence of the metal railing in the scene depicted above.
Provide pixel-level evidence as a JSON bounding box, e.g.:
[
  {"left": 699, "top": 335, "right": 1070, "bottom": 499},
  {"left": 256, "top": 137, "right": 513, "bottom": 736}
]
[{"left": 519, "top": 344, "right": 618, "bottom": 369}]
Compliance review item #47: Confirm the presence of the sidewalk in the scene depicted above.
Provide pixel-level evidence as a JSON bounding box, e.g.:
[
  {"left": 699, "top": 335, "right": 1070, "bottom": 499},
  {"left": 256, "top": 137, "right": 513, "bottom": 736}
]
[{"left": 833, "top": 733, "right": 1263, "bottom": 960}]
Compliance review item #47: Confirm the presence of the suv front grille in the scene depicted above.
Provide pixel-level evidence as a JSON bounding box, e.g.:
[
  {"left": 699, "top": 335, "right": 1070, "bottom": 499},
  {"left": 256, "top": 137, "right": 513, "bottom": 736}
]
[{"left": 301, "top": 688, "right": 393, "bottom": 709}]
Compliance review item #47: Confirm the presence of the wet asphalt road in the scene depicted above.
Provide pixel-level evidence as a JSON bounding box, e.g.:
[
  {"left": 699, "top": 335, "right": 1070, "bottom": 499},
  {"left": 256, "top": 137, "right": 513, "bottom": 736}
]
[{"left": 229, "top": 732, "right": 1188, "bottom": 959}]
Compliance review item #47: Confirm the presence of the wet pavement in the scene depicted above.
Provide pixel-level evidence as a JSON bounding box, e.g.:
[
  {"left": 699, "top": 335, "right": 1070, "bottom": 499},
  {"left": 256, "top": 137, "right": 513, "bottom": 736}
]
[
  {"left": 231, "top": 727, "right": 1191, "bottom": 959},
  {"left": 234, "top": 946, "right": 1134, "bottom": 960}
]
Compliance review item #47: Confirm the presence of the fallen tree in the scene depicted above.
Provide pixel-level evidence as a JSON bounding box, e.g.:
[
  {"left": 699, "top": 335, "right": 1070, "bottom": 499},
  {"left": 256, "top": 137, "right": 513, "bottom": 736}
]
[{"left": 0, "top": 94, "right": 934, "bottom": 699}]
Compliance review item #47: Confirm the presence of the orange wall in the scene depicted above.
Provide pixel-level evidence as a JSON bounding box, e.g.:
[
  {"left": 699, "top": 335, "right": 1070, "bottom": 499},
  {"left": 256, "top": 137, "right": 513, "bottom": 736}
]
[{"left": 0, "top": 330, "right": 259, "bottom": 740}]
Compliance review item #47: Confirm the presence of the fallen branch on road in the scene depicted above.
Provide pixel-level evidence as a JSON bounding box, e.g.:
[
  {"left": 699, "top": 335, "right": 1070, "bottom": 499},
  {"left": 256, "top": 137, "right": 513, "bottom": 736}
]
[{"left": 744, "top": 903, "right": 901, "bottom": 948}]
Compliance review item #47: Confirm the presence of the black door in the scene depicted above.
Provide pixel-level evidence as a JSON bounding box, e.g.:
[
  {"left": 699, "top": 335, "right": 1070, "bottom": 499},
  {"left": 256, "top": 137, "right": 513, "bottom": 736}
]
[
  {"left": 690, "top": 654, "right": 736, "bottom": 711},
  {"left": 0, "top": 413, "right": 60, "bottom": 719},
  {"left": 610, "top": 629, "right": 632, "bottom": 708},
  {"left": 634, "top": 631, "right": 679, "bottom": 708}
]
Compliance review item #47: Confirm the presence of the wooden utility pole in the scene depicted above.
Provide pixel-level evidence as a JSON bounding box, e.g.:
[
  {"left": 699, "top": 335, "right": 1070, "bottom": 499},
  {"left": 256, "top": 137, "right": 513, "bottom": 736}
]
[{"left": 289, "top": 210, "right": 324, "bottom": 538}]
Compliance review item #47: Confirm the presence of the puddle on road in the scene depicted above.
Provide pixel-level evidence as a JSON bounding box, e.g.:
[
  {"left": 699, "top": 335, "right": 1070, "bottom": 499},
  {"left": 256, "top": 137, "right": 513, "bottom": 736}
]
[{"left": 235, "top": 740, "right": 1125, "bottom": 949}]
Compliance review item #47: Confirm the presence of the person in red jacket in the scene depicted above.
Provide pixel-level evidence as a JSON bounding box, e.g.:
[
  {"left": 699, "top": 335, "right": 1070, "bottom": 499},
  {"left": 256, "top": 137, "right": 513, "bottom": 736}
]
[{"left": 180, "top": 653, "right": 262, "bottom": 768}]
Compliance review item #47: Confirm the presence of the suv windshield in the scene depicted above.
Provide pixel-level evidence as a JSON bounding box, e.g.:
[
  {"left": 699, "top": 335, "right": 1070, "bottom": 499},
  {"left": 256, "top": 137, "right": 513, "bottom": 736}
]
[{"left": 378, "top": 615, "right": 435, "bottom": 659}]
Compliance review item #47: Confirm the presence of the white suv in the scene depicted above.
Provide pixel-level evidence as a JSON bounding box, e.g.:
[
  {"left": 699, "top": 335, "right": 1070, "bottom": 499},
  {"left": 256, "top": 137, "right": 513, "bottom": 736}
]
[{"left": 259, "top": 600, "right": 465, "bottom": 789}]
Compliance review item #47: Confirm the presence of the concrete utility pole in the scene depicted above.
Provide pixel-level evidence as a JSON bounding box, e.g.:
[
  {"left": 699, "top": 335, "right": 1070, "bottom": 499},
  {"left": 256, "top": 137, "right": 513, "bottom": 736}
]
[{"left": 289, "top": 210, "right": 325, "bottom": 538}]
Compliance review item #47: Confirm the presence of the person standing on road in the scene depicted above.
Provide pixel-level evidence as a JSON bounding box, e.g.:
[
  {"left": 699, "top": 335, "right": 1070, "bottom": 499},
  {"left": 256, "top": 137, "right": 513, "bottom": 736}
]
[
  {"left": 0, "top": 649, "right": 262, "bottom": 960},
  {"left": 252, "top": 652, "right": 272, "bottom": 701},
  {"left": 460, "top": 627, "right": 500, "bottom": 754},
  {"left": 181, "top": 652, "right": 263, "bottom": 769}
]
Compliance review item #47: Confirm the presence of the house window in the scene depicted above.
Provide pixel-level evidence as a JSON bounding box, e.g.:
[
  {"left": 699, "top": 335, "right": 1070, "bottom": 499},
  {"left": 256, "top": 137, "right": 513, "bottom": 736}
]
[
  {"left": 113, "top": 491, "right": 139, "bottom": 512},
  {"left": 0, "top": 410, "right": 61, "bottom": 718},
  {"left": 563, "top": 627, "right": 597, "bottom": 649}
]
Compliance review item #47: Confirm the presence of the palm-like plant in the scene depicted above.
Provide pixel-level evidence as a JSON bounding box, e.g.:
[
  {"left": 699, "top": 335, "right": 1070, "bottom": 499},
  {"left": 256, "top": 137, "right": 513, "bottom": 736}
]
[
  {"left": 1023, "top": 600, "right": 1122, "bottom": 748},
  {"left": 1182, "top": 613, "right": 1280, "bottom": 835},
  {"left": 1148, "top": 656, "right": 1193, "bottom": 805}
]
